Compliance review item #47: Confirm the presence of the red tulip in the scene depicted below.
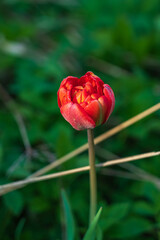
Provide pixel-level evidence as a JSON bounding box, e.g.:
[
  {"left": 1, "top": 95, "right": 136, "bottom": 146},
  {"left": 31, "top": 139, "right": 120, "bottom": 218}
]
[{"left": 57, "top": 71, "right": 115, "bottom": 130}]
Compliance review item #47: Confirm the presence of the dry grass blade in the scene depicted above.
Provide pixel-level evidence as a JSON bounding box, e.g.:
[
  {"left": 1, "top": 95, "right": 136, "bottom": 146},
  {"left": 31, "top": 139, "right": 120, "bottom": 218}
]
[
  {"left": 97, "top": 151, "right": 160, "bottom": 167},
  {"left": 101, "top": 168, "right": 145, "bottom": 181},
  {"left": 96, "top": 146, "right": 160, "bottom": 189},
  {"left": 88, "top": 57, "right": 133, "bottom": 78},
  {"left": 0, "top": 151, "right": 160, "bottom": 196},
  {"left": 0, "top": 84, "right": 32, "bottom": 156},
  {"left": 30, "top": 103, "right": 160, "bottom": 177}
]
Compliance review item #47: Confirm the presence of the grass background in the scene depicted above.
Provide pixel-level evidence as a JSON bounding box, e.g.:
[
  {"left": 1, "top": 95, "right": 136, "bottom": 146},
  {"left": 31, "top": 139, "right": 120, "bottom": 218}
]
[{"left": 0, "top": 0, "right": 160, "bottom": 239}]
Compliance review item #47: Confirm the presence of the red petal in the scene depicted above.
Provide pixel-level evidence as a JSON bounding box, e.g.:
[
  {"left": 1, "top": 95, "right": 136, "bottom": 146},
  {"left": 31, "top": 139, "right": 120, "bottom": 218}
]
[
  {"left": 60, "top": 76, "right": 79, "bottom": 89},
  {"left": 60, "top": 103, "right": 95, "bottom": 130},
  {"left": 85, "top": 95, "right": 92, "bottom": 104},
  {"left": 80, "top": 102, "right": 87, "bottom": 108},
  {"left": 91, "top": 93, "right": 100, "bottom": 100},
  {"left": 81, "top": 89, "right": 88, "bottom": 102},
  {"left": 84, "top": 82, "right": 94, "bottom": 94},
  {"left": 57, "top": 87, "right": 71, "bottom": 107},
  {"left": 75, "top": 91, "right": 82, "bottom": 104},
  {"left": 57, "top": 90, "right": 62, "bottom": 108},
  {"left": 57, "top": 87, "right": 67, "bottom": 107},
  {"left": 85, "top": 100, "right": 102, "bottom": 126},
  {"left": 96, "top": 81, "right": 103, "bottom": 96},
  {"left": 103, "top": 84, "right": 115, "bottom": 113},
  {"left": 85, "top": 72, "right": 104, "bottom": 86},
  {"left": 98, "top": 95, "right": 111, "bottom": 124}
]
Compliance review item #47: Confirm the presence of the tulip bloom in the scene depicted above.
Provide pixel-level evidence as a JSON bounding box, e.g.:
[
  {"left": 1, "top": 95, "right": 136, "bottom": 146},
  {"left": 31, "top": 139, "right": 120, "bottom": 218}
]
[{"left": 57, "top": 71, "right": 115, "bottom": 130}]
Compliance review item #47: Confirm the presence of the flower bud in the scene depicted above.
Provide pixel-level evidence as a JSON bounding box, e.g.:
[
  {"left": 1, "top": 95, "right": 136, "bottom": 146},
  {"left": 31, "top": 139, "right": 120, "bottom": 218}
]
[{"left": 57, "top": 71, "right": 115, "bottom": 130}]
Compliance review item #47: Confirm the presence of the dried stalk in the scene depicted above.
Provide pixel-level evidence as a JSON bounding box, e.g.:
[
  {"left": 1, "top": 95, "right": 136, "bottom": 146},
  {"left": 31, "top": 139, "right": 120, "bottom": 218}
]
[
  {"left": 0, "top": 85, "right": 32, "bottom": 156},
  {"left": 0, "top": 151, "right": 159, "bottom": 196},
  {"left": 96, "top": 146, "right": 160, "bottom": 189}
]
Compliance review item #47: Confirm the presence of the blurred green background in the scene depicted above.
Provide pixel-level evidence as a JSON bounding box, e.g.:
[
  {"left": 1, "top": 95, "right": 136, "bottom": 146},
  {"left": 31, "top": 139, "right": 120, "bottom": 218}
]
[{"left": 0, "top": 0, "right": 160, "bottom": 239}]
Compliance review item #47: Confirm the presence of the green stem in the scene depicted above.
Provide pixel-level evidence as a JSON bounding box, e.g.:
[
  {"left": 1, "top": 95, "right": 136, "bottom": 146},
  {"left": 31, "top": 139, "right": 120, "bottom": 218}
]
[{"left": 87, "top": 129, "right": 97, "bottom": 224}]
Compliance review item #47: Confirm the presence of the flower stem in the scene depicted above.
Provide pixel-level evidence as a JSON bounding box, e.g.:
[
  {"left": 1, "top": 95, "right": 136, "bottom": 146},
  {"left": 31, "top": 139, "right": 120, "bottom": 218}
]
[{"left": 87, "top": 129, "right": 97, "bottom": 224}]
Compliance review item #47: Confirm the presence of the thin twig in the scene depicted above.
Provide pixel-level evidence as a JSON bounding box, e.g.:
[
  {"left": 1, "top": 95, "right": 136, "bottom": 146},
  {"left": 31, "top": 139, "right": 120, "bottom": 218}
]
[
  {"left": 121, "top": 163, "right": 160, "bottom": 189},
  {"left": 0, "top": 151, "right": 159, "bottom": 196},
  {"left": 89, "top": 56, "right": 160, "bottom": 79},
  {"left": 99, "top": 152, "right": 160, "bottom": 167},
  {"left": 96, "top": 146, "right": 160, "bottom": 189},
  {"left": 101, "top": 168, "right": 146, "bottom": 181},
  {"left": 30, "top": 103, "right": 160, "bottom": 177},
  {"left": 124, "top": 51, "right": 160, "bottom": 70},
  {"left": 88, "top": 57, "right": 133, "bottom": 78},
  {"left": 7, "top": 154, "right": 25, "bottom": 176},
  {"left": 96, "top": 147, "right": 144, "bottom": 181},
  {"left": 0, "top": 84, "right": 32, "bottom": 156}
]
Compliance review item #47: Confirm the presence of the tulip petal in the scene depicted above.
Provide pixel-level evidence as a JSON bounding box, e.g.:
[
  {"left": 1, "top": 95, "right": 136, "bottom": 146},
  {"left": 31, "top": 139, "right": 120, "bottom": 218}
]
[
  {"left": 57, "top": 87, "right": 67, "bottom": 107},
  {"left": 85, "top": 100, "right": 102, "bottom": 126},
  {"left": 60, "top": 102, "right": 95, "bottom": 130},
  {"left": 60, "top": 76, "right": 79, "bottom": 89},
  {"left": 98, "top": 95, "right": 111, "bottom": 124},
  {"left": 57, "top": 87, "right": 71, "bottom": 107},
  {"left": 103, "top": 84, "right": 115, "bottom": 113}
]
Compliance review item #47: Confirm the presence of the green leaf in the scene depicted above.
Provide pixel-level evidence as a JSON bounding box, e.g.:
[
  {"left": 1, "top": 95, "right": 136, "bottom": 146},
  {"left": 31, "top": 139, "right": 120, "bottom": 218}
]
[
  {"left": 61, "top": 190, "right": 75, "bottom": 240},
  {"left": 110, "top": 217, "right": 153, "bottom": 238},
  {"left": 133, "top": 201, "right": 154, "bottom": 217},
  {"left": 29, "top": 197, "right": 50, "bottom": 213},
  {"left": 83, "top": 207, "right": 102, "bottom": 240},
  {"left": 100, "top": 202, "right": 130, "bottom": 230},
  {"left": 3, "top": 191, "right": 24, "bottom": 215},
  {"left": 15, "top": 218, "right": 26, "bottom": 240},
  {"left": 96, "top": 226, "right": 103, "bottom": 240}
]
